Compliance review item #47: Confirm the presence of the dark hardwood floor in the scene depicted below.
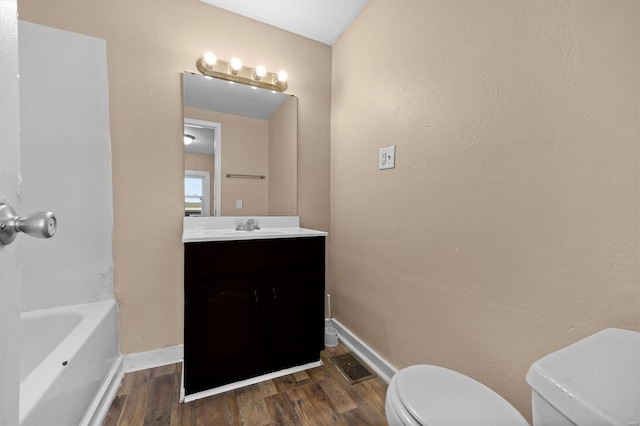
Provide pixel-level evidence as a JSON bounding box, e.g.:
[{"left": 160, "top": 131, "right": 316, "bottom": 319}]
[{"left": 103, "top": 343, "right": 388, "bottom": 425}]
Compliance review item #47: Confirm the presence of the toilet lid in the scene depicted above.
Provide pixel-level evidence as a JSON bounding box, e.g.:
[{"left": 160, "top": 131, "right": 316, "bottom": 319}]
[{"left": 396, "top": 365, "right": 529, "bottom": 426}]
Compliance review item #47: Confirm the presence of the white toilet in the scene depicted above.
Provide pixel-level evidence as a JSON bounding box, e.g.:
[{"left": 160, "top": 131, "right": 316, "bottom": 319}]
[
  {"left": 385, "top": 328, "right": 640, "bottom": 426},
  {"left": 385, "top": 364, "right": 528, "bottom": 425}
]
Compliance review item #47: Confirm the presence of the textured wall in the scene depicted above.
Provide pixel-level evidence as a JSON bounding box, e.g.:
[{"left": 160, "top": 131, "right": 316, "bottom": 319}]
[
  {"left": 19, "top": 0, "right": 331, "bottom": 353},
  {"left": 331, "top": 0, "right": 639, "bottom": 420}
]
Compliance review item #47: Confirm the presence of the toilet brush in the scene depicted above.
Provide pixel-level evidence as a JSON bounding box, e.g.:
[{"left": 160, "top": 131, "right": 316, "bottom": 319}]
[
  {"left": 324, "top": 294, "right": 338, "bottom": 347},
  {"left": 328, "top": 293, "right": 333, "bottom": 329}
]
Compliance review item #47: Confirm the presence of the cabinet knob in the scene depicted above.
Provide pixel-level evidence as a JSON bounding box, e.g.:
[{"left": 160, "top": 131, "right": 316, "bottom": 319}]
[{"left": 254, "top": 290, "right": 258, "bottom": 303}]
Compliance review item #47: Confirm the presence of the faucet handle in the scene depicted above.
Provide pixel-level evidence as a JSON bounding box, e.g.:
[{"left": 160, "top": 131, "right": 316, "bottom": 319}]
[{"left": 235, "top": 219, "right": 245, "bottom": 231}]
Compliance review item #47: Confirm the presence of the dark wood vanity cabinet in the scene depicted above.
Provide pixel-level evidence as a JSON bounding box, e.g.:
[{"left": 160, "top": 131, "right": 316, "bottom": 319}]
[{"left": 184, "top": 236, "right": 325, "bottom": 395}]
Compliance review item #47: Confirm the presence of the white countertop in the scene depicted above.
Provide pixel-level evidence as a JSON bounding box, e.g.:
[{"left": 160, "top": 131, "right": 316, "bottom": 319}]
[{"left": 182, "top": 216, "right": 328, "bottom": 243}]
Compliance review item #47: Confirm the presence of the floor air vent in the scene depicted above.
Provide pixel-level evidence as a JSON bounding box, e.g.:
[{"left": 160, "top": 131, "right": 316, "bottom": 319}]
[{"left": 329, "top": 353, "right": 377, "bottom": 384}]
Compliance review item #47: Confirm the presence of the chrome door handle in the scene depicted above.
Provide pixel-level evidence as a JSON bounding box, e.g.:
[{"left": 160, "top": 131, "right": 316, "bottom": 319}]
[{"left": 0, "top": 203, "right": 56, "bottom": 245}]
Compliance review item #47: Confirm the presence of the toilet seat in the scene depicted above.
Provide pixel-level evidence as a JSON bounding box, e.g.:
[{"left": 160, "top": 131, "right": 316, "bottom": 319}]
[
  {"left": 386, "top": 373, "right": 421, "bottom": 425},
  {"left": 388, "top": 365, "right": 529, "bottom": 426}
]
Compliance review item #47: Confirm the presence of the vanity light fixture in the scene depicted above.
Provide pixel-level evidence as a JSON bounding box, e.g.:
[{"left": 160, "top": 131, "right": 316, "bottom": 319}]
[
  {"left": 276, "top": 70, "right": 288, "bottom": 85},
  {"left": 203, "top": 52, "right": 217, "bottom": 67},
  {"left": 184, "top": 134, "right": 195, "bottom": 145},
  {"left": 229, "top": 57, "right": 242, "bottom": 74},
  {"left": 254, "top": 65, "right": 266, "bottom": 80},
  {"left": 196, "top": 51, "right": 288, "bottom": 92}
]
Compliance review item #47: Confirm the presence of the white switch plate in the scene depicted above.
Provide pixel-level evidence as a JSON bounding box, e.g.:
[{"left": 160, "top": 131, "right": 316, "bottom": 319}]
[
  {"left": 379, "top": 145, "right": 396, "bottom": 170},
  {"left": 236, "top": 200, "right": 243, "bottom": 208}
]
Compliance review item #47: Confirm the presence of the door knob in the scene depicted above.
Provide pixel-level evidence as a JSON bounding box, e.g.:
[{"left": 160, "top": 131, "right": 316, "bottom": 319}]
[{"left": 0, "top": 203, "right": 57, "bottom": 245}]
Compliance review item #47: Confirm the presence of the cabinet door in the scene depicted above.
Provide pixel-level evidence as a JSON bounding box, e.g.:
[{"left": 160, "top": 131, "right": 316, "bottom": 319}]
[
  {"left": 267, "top": 269, "right": 325, "bottom": 369},
  {"left": 184, "top": 274, "right": 267, "bottom": 393}
]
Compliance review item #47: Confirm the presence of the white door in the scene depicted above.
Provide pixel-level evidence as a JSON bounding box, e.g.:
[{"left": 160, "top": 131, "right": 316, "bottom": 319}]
[{"left": 0, "top": 0, "right": 22, "bottom": 423}]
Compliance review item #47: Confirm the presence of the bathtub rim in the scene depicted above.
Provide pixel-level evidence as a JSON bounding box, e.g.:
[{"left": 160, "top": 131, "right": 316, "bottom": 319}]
[{"left": 19, "top": 299, "right": 120, "bottom": 425}]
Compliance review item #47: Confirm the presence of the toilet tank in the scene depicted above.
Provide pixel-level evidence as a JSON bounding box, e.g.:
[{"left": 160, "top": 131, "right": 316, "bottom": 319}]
[{"left": 526, "top": 328, "right": 639, "bottom": 426}]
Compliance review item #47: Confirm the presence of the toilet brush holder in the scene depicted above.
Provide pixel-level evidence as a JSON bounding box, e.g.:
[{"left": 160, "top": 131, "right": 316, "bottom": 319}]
[
  {"left": 324, "top": 326, "right": 338, "bottom": 347},
  {"left": 325, "top": 293, "right": 338, "bottom": 347}
]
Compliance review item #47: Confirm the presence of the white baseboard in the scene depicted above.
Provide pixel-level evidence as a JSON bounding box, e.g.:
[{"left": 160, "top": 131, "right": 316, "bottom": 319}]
[
  {"left": 123, "top": 345, "right": 184, "bottom": 373},
  {"left": 79, "top": 345, "right": 183, "bottom": 425},
  {"left": 81, "top": 355, "right": 125, "bottom": 426},
  {"left": 326, "top": 318, "right": 397, "bottom": 383},
  {"left": 118, "top": 321, "right": 394, "bottom": 405}
]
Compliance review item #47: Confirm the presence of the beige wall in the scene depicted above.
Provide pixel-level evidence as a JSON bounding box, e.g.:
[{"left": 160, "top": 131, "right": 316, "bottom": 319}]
[
  {"left": 19, "top": 0, "right": 332, "bottom": 353},
  {"left": 331, "top": 0, "right": 639, "bottom": 420},
  {"left": 268, "top": 96, "right": 298, "bottom": 215},
  {"left": 184, "top": 107, "right": 270, "bottom": 216},
  {"left": 184, "top": 152, "right": 214, "bottom": 215}
]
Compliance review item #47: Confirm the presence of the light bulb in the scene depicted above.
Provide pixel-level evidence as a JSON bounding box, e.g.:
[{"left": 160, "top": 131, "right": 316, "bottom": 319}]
[
  {"left": 277, "top": 70, "right": 288, "bottom": 84},
  {"left": 203, "top": 52, "right": 216, "bottom": 68},
  {"left": 230, "top": 57, "right": 242, "bottom": 72},
  {"left": 184, "top": 134, "right": 195, "bottom": 145},
  {"left": 255, "top": 65, "right": 267, "bottom": 78}
]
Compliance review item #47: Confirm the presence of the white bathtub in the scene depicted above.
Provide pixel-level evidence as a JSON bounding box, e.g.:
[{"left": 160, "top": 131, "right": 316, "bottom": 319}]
[{"left": 19, "top": 299, "right": 120, "bottom": 425}]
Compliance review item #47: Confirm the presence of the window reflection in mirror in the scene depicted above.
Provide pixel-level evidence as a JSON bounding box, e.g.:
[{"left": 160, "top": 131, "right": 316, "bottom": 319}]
[
  {"left": 185, "top": 171, "right": 210, "bottom": 216},
  {"left": 184, "top": 121, "right": 216, "bottom": 216}
]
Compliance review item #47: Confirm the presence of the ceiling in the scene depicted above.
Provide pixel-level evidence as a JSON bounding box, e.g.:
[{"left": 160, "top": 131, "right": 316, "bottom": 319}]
[{"left": 199, "top": 0, "right": 370, "bottom": 46}]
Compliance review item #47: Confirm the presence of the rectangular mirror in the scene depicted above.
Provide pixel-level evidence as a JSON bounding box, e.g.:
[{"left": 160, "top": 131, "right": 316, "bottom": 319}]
[{"left": 183, "top": 72, "right": 298, "bottom": 217}]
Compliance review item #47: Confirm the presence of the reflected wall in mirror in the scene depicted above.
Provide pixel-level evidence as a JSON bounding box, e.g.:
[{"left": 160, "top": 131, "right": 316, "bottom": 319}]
[{"left": 183, "top": 72, "right": 298, "bottom": 217}]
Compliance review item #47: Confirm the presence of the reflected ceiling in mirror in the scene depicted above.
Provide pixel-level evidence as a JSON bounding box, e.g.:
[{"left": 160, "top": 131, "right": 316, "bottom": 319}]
[
  {"left": 183, "top": 72, "right": 298, "bottom": 218},
  {"left": 184, "top": 126, "right": 214, "bottom": 155},
  {"left": 184, "top": 72, "right": 289, "bottom": 119}
]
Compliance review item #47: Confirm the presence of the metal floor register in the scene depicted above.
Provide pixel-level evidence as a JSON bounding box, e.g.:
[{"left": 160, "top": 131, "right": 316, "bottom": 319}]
[{"left": 329, "top": 353, "right": 377, "bottom": 385}]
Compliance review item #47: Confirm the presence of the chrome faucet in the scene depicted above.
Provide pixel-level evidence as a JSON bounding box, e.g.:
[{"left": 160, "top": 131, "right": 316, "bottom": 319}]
[
  {"left": 243, "top": 219, "right": 255, "bottom": 231},
  {"left": 235, "top": 218, "right": 261, "bottom": 231},
  {"left": 236, "top": 219, "right": 260, "bottom": 231}
]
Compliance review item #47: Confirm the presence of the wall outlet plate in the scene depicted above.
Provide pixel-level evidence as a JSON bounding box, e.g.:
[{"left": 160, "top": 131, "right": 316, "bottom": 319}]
[{"left": 379, "top": 145, "right": 396, "bottom": 170}]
